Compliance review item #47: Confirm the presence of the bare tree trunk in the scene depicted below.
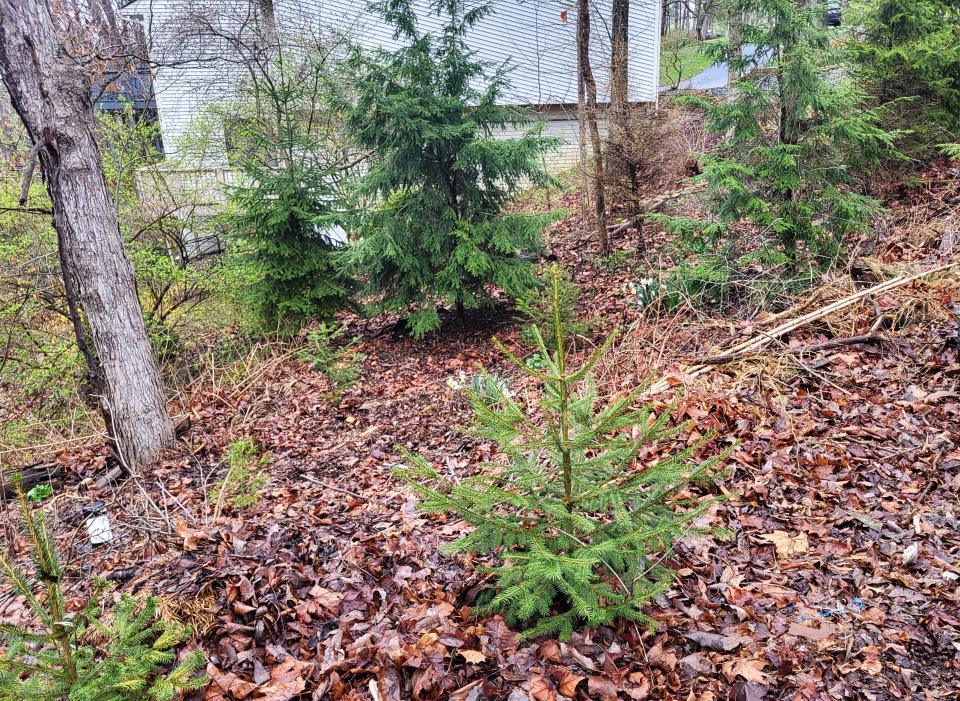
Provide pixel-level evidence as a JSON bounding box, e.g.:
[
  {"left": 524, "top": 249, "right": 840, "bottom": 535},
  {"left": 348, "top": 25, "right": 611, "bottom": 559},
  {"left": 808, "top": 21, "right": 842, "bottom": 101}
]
[
  {"left": 607, "top": 0, "right": 636, "bottom": 194},
  {"left": 695, "top": 0, "right": 708, "bottom": 40},
  {"left": 0, "top": 0, "right": 175, "bottom": 471},
  {"left": 577, "top": 74, "right": 592, "bottom": 230},
  {"left": 729, "top": 5, "right": 745, "bottom": 89},
  {"left": 576, "top": 0, "right": 608, "bottom": 254}
]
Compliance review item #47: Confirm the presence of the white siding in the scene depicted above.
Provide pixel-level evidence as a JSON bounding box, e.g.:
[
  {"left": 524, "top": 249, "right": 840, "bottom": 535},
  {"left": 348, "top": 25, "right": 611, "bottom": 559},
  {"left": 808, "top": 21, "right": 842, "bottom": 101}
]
[
  {"left": 497, "top": 105, "right": 603, "bottom": 172},
  {"left": 123, "top": 0, "right": 659, "bottom": 169},
  {"left": 124, "top": 0, "right": 327, "bottom": 161},
  {"left": 324, "top": 0, "right": 661, "bottom": 105}
]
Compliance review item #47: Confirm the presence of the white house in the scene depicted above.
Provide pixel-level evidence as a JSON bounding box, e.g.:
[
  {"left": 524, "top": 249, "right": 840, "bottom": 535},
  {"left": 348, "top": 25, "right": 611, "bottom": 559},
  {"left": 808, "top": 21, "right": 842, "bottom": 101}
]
[{"left": 122, "top": 0, "right": 662, "bottom": 174}]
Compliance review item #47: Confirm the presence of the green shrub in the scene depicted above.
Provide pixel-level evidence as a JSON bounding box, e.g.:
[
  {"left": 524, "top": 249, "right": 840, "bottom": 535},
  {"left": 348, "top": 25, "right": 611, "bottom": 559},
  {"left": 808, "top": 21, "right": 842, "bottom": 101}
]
[
  {"left": 25, "top": 484, "right": 54, "bottom": 502},
  {"left": 397, "top": 265, "right": 729, "bottom": 640},
  {"left": 342, "top": 0, "right": 559, "bottom": 338},
  {"left": 524, "top": 352, "right": 548, "bottom": 371},
  {"left": 656, "top": 0, "right": 900, "bottom": 264},
  {"left": 666, "top": 257, "right": 731, "bottom": 309},
  {"left": 210, "top": 42, "right": 358, "bottom": 331},
  {"left": 0, "top": 478, "right": 206, "bottom": 701},
  {"left": 595, "top": 250, "right": 632, "bottom": 273},
  {"left": 850, "top": 0, "right": 960, "bottom": 150},
  {"left": 228, "top": 160, "right": 357, "bottom": 331},
  {"left": 209, "top": 439, "right": 269, "bottom": 511},
  {"left": 144, "top": 316, "right": 181, "bottom": 363},
  {"left": 941, "top": 143, "right": 960, "bottom": 159},
  {"left": 298, "top": 323, "right": 365, "bottom": 396}
]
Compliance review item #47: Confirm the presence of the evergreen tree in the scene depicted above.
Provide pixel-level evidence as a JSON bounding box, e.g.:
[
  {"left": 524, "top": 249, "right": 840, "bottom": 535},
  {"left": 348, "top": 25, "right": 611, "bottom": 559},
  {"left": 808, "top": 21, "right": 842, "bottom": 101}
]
[
  {"left": 851, "top": 0, "right": 960, "bottom": 147},
  {"left": 222, "top": 46, "right": 358, "bottom": 330},
  {"left": 0, "top": 478, "right": 205, "bottom": 701},
  {"left": 658, "top": 0, "right": 899, "bottom": 264},
  {"left": 343, "top": 0, "right": 559, "bottom": 338},
  {"left": 397, "top": 266, "right": 728, "bottom": 640},
  {"left": 229, "top": 157, "right": 357, "bottom": 329},
  {"left": 514, "top": 266, "right": 591, "bottom": 351}
]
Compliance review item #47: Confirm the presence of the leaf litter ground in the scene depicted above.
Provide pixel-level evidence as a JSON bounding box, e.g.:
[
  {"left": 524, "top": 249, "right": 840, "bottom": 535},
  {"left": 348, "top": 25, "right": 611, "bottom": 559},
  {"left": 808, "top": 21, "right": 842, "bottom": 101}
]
[{"left": 2, "top": 163, "right": 959, "bottom": 701}]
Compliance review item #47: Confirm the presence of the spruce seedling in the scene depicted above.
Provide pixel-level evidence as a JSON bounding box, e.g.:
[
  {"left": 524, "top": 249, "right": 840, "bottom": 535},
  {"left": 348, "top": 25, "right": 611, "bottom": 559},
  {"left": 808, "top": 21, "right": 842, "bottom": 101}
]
[
  {"left": 398, "top": 265, "right": 729, "bottom": 640},
  {"left": 0, "top": 477, "right": 206, "bottom": 701}
]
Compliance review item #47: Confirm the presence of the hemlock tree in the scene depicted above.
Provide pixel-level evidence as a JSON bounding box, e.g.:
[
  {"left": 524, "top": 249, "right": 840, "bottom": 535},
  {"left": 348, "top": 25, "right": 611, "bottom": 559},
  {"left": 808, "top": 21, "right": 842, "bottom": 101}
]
[
  {"left": 230, "top": 162, "right": 357, "bottom": 329},
  {"left": 216, "top": 40, "right": 358, "bottom": 329},
  {"left": 343, "top": 0, "right": 558, "bottom": 338},
  {"left": 0, "top": 0, "right": 175, "bottom": 470},
  {"left": 851, "top": 0, "right": 960, "bottom": 148},
  {"left": 398, "top": 266, "right": 728, "bottom": 640},
  {"left": 658, "top": 0, "right": 899, "bottom": 264}
]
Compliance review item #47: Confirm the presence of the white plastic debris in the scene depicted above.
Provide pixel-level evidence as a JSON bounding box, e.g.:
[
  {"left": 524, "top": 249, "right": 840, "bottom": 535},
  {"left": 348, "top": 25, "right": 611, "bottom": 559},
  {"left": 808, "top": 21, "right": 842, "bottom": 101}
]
[{"left": 82, "top": 501, "right": 113, "bottom": 546}]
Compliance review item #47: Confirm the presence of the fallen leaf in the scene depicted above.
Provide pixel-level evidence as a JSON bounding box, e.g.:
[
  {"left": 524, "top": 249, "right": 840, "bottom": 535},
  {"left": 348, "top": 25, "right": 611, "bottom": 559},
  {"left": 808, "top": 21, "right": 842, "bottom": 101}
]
[
  {"left": 734, "top": 681, "right": 769, "bottom": 701},
  {"left": 623, "top": 673, "right": 651, "bottom": 700},
  {"left": 902, "top": 542, "right": 919, "bottom": 567},
  {"left": 309, "top": 585, "right": 344, "bottom": 615},
  {"left": 206, "top": 663, "right": 257, "bottom": 700},
  {"left": 556, "top": 669, "right": 584, "bottom": 697},
  {"left": 176, "top": 519, "right": 212, "bottom": 552},
  {"left": 459, "top": 649, "right": 486, "bottom": 664},
  {"left": 859, "top": 646, "right": 884, "bottom": 675},
  {"left": 256, "top": 657, "right": 313, "bottom": 701},
  {"left": 646, "top": 642, "right": 678, "bottom": 672},
  {"left": 587, "top": 676, "right": 619, "bottom": 701},
  {"left": 376, "top": 660, "right": 402, "bottom": 701},
  {"left": 759, "top": 530, "right": 809, "bottom": 557},
  {"left": 680, "top": 651, "right": 714, "bottom": 675},
  {"left": 536, "top": 640, "right": 561, "bottom": 662},
  {"left": 684, "top": 630, "right": 746, "bottom": 652},
  {"left": 529, "top": 676, "right": 557, "bottom": 701},
  {"left": 450, "top": 680, "right": 485, "bottom": 701},
  {"left": 722, "top": 658, "right": 770, "bottom": 684},
  {"left": 787, "top": 621, "right": 836, "bottom": 641}
]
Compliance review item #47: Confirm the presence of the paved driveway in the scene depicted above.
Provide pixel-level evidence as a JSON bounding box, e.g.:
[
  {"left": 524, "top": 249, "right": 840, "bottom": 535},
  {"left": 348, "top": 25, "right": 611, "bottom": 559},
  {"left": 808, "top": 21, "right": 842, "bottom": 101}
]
[{"left": 661, "top": 44, "right": 769, "bottom": 91}]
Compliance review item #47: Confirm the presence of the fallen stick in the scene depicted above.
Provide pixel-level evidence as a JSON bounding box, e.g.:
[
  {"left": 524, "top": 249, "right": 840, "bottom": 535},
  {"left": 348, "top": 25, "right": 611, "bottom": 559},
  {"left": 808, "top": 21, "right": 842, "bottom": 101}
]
[
  {"left": 607, "top": 182, "right": 707, "bottom": 238},
  {"left": 1, "top": 462, "right": 65, "bottom": 499},
  {"left": 643, "top": 260, "right": 958, "bottom": 396},
  {"left": 804, "top": 334, "right": 887, "bottom": 353},
  {"left": 696, "top": 333, "right": 887, "bottom": 365}
]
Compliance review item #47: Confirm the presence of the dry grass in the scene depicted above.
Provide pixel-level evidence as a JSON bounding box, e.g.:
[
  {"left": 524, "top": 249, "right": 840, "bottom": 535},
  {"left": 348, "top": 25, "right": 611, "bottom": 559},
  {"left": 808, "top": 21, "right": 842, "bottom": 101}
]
[{"left": 595, "top": 258, "right": 959, "bottom": 405}]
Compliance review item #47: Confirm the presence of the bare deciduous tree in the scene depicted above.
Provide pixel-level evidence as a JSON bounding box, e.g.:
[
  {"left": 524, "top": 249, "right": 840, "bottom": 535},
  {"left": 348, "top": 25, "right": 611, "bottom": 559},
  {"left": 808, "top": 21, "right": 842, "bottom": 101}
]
[
  {"left": 607, "top": 0, "right": 636, "bottom": 193},
  {"left": 576, "top": 0, "right": 608, "bottom": 254},
  {"left": 0, "top": 0, "right": 175, "bottom": 471}
]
